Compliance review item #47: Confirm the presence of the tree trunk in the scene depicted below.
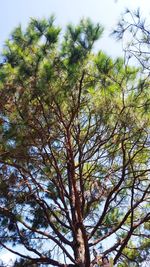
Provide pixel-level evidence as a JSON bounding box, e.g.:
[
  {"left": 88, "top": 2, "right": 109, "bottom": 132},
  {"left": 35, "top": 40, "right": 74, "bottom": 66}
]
[{"left": 73, "top": 224, "right": 90, "bottom": 267}]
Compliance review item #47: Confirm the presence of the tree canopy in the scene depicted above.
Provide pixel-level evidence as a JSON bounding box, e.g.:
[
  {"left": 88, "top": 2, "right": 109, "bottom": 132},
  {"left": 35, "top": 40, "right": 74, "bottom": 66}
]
[{"left": 0, "top": 16, "right": 149, "bottom": 267}]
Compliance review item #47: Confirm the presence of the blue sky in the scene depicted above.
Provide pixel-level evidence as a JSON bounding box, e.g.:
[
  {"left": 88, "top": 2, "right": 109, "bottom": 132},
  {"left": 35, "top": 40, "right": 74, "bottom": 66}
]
[
  {"left": 0, "top": 0, "right": 150, "bottom": 265},
  {"left": 0, "top": 0, "right": 150, "bottom": 58}
]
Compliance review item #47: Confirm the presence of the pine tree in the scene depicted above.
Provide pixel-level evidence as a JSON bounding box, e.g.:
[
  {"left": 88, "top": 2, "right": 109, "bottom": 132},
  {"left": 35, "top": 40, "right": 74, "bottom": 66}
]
[{"left": 0, "top": 17, "right": 149, "bottom": 267}]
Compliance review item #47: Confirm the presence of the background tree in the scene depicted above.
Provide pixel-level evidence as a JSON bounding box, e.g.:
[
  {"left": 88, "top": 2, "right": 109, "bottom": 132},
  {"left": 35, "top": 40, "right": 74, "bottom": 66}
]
[
  {"left": 113, "top": 8, "right": 150, "bottom": 72},
  {"left": 0, "top": 17, "right": 149, "bottom": 267},
  {"left": 113, "top": 9, "right": 150, "bottom": 266}
]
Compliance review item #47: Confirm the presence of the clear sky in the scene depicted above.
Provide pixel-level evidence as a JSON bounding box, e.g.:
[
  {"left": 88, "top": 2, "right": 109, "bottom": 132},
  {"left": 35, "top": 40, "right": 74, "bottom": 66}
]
[
  {"left": 0, "top": 0, "right": 150, "bottom": 265},
  {"left": 0, "top": 0, "right": 150, "bottom": 58}
]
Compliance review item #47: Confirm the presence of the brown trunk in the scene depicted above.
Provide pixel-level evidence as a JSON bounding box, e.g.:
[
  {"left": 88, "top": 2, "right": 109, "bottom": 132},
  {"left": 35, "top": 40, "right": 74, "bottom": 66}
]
[
  {"left": 66, "top": 129, "right": 90, "bottom": 266},
  {"left": 75, "top": 228, "right": 85, "bottom": 266},
  {"left": 73, "top": 224, "right": 90, "bottom": 267}
]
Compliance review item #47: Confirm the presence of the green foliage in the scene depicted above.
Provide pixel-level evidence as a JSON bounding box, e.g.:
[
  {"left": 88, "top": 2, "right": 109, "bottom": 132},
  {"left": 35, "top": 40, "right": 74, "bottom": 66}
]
[
  {"left": 62, "top": 18, "right": 103, "bottom": 66},
  {"left": 0, "top": 16, "right": 149, "bottom": 267}
]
